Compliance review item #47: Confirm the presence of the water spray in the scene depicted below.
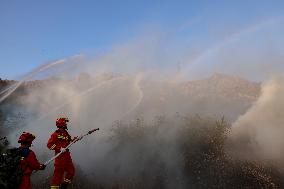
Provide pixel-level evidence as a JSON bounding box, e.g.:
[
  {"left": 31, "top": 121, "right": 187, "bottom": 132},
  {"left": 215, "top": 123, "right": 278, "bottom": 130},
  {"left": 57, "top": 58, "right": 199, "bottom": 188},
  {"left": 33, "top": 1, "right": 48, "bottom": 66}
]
[
  {"left": 119, "top": 74, "right": 144, "bottom": 119},
  {"left": 0, "top": 59, "right": 65, "bottom": 103},
  {"left": 35, "top": 76, "right": 128, "bottom": 121},
  {"left": 0, "top": 54, "right": 83, "bottom": 104}
]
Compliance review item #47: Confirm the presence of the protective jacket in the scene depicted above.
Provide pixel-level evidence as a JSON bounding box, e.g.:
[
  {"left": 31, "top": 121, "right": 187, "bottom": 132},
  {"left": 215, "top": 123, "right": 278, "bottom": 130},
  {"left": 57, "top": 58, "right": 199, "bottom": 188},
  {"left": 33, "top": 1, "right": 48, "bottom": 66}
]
[
  {"left": 47, "top": 128, "right": 75, "bottom": 189},
  {"left": 19, "top": 147, "right": 44, "bottom": 189}
]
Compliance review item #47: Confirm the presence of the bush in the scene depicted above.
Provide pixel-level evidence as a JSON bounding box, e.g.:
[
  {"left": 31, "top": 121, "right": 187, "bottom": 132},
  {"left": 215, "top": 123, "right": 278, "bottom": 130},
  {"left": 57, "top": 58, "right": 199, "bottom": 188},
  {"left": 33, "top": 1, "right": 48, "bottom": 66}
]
[
  {"left": 2, "top": 113, "right": 282, "bottom": 189},
  {"left": 55, "top": 115, "right": 283, "bottom": 189}
]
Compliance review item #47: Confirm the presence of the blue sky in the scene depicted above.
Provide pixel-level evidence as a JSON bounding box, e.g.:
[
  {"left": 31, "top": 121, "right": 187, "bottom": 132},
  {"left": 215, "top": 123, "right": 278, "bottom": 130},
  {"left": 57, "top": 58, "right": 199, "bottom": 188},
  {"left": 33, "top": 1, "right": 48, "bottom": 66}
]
[{"left": 1, "top": 0, "right": 284, "bottom": 79}]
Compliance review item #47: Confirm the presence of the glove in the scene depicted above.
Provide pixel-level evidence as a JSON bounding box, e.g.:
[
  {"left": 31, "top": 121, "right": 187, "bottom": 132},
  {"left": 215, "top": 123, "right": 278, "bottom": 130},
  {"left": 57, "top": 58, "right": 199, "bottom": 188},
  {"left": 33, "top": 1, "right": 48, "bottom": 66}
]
[
  {"left": 39, "top": 164, "right": 46, "bottom": 170},
  {"left": 60, "top": 147, "right": 66, "bottom": 153}
]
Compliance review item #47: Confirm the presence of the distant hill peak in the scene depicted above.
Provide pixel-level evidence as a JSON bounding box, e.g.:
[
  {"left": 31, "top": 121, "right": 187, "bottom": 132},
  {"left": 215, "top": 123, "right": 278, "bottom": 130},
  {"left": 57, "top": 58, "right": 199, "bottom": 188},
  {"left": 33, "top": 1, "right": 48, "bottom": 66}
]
[
  {"left": 211, "top": 72, "right": 245, "bottom": 80},
  {"left": 182, "top": 73, "right": 261, "bottom": 101}
]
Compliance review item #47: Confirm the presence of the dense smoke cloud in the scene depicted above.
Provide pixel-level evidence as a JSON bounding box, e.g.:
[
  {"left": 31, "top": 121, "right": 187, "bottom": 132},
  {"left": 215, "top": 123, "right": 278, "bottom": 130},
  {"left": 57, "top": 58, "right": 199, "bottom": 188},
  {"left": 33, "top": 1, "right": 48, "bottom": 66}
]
[
  {"left": 230, "top": 74, "right": 284, "bottom": 161},
  {"left": 4, "top": 65, "right": 198, "bottom": 188},
  {"left": 2, "top": 20, "right": 284, "bottom": 187}
]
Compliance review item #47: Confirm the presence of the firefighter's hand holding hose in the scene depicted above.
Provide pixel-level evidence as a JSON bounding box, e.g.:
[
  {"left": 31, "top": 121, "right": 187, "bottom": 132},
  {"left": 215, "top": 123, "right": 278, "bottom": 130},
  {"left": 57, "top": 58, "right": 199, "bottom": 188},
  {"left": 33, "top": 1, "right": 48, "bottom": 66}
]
[{"left": 59, "top": 147, "right": 66, "bottom": 153}]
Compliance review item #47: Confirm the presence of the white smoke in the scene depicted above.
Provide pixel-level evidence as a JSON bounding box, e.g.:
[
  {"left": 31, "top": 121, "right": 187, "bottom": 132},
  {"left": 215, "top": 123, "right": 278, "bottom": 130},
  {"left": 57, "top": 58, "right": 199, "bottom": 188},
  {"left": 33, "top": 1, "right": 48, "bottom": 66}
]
[
  {"left": 2, "top": 21, "right": 284, "bottom": 185},
  {"left": 230, "top": 74, "right": 284, "bottom": 161}
]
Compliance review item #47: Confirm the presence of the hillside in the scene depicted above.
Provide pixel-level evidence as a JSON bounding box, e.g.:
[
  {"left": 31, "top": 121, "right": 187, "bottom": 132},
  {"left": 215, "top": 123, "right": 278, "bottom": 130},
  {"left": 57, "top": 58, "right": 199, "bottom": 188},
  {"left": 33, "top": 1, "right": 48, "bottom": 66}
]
[
  {"left": 181, "top": 73, "right": 260, "bottom": 101},
  {"left": 2, "top": 74, "right": 284, "bottom": 189},
  {"left": 134, "top": 73, "right": 261, "bottom": 121},
  {"left": 0, "top": 73, "right": 261, "bottom": 123}
]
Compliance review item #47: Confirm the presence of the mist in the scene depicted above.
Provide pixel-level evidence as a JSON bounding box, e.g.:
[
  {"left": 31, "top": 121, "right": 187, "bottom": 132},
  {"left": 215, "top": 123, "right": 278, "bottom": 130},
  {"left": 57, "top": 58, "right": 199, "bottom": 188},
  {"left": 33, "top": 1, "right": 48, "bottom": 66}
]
[
  {"left": 1, "top": 19, "right": 284, "bottom": 187},
  {"left": 230, "top": 74, "right": 284, "bottom": 162}
]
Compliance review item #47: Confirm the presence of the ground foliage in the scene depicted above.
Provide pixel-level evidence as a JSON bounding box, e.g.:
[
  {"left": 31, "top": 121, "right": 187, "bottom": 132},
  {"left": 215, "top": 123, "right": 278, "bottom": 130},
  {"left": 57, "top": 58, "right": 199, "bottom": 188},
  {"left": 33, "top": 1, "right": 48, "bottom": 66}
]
[
  {"left": 46, "top": 115, "right": 284, "bottom": 189},
  {"left": 1, "top": 114, "right": 284, "bottom": 189},
  {"left": 0, "top": 147, "right": 23, "bottom": 189}
]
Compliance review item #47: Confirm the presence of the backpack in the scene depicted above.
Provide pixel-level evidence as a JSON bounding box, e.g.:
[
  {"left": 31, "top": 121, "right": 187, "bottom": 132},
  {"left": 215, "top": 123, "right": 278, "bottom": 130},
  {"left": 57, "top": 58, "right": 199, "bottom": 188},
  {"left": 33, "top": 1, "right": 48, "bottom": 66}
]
[{"left": 0, "top": 148, "right": 28, "bottom": 189}]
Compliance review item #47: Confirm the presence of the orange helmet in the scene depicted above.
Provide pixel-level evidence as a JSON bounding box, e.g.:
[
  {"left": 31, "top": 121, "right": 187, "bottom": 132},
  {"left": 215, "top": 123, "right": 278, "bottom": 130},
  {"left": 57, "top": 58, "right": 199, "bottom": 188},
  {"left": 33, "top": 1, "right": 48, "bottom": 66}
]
[
  {"left": 56, "top": 117, "right": 69, "bottom": 128},
  {"left": 18, "top": 132, "right": 36, "bottom": 144}
]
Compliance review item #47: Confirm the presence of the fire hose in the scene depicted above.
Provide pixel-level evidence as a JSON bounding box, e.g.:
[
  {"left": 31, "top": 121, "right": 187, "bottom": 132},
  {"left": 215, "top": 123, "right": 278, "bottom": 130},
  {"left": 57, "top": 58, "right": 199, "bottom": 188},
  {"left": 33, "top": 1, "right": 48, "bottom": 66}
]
[{"left": 44, "top": 128, "right": 99, "bottom": 166}]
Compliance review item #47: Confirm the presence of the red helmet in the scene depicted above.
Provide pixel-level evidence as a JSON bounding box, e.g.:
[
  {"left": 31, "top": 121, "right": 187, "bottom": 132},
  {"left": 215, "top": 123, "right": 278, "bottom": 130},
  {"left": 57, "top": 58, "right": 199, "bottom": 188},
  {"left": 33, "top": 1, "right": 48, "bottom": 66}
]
[
  {"left": 56, "top": 117, "right": 69, "bottom": 128},
  {"left": 18, "top": 132, "right": 36, "bottom": 144}
]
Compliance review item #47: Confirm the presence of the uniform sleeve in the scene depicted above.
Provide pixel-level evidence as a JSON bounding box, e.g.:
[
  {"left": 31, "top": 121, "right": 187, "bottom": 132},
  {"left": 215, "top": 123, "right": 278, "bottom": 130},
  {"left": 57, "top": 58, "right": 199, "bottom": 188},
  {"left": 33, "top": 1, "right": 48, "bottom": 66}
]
[
  {"left": 47, "top": 132, "right": 61, "bottom": 152},
  {"left": 27, "top": 151, "right": 42, "bottom": 170}
]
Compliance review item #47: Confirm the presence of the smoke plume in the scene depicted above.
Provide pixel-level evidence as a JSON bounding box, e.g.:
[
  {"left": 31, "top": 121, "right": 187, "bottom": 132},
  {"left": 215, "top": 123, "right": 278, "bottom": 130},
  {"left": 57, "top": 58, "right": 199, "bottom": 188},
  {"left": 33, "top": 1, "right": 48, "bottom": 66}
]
[
  {"left": 230, "top": 74, "right": 284, "bottom": 162},
  {"left": 2, "top": 22, "right": 284, "bottom": 187}
]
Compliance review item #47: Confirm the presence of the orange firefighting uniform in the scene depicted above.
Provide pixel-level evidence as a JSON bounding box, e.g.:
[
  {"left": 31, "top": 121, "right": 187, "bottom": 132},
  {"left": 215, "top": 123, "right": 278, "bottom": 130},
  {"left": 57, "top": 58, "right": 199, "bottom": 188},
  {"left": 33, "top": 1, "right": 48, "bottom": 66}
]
[
  {"left": 47, "top": 128, "right": 75, "bottom": 188},
  {"left": 19, "top": 147, "right": 44, "bottom": 189}
]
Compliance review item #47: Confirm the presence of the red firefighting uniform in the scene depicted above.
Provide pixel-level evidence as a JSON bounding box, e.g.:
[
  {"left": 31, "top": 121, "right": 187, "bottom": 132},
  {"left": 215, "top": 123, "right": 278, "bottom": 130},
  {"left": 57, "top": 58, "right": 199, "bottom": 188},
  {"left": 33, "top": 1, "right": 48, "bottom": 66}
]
[
  {"left": 19, "top": 147, "right": 44, "bottom": 189},
  {"left": 47, "top": 128, "right": 75, "bottom": 188}
]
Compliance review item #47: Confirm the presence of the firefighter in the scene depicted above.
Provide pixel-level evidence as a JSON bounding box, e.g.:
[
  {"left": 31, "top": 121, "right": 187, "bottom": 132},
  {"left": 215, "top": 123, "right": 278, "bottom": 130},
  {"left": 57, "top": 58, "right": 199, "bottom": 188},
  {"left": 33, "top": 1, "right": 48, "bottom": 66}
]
[
  {"left": 18, "top": 132, "right": 45, "bottom": 189},
  {"left": 47, "top": 117, "right": 77, "bottom": 189}
]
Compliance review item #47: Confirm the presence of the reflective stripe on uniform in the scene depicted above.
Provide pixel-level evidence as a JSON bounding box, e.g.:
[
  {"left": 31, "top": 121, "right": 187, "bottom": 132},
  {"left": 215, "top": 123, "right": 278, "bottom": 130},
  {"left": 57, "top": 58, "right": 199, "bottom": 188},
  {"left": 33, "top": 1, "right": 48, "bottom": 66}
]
[
  {"left": 50, "top": 144, "right": 56, "bottom": 150},
  {"left": 57, "top": 135, "right": 69, "bottom": 140},
  {"left": 50, "top": 186, "right": 59, "bottom": 189}
]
